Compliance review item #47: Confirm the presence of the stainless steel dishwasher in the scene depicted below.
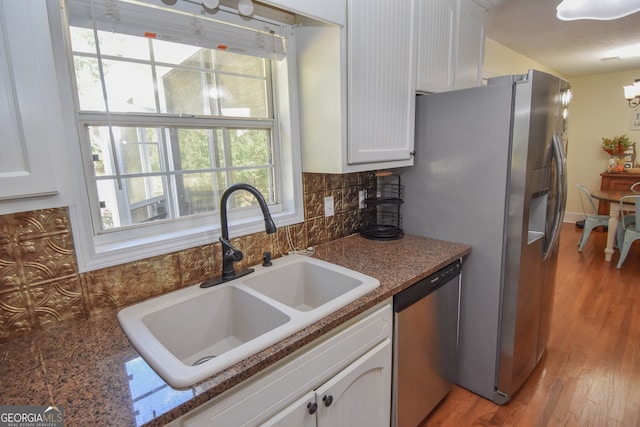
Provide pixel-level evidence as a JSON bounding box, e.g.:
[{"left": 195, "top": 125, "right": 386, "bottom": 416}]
[{"left": 392, "top": 259, "right": 462, "bottom": 427}]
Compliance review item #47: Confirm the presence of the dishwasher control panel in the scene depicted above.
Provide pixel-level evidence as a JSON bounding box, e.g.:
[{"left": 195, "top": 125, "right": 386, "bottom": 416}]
[{"left": 393, "top": 259, "right": 462, "bottom": 312}]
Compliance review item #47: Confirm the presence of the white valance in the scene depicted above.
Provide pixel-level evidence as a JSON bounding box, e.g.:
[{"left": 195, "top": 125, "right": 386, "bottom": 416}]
[{"left": 65, "top": 0, "right": 286, "bottom": 60}]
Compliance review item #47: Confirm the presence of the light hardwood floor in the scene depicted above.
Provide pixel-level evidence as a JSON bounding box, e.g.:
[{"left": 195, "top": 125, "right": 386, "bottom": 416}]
[{"left": 423, "top": 223, "right": 640, "bottom": 426}]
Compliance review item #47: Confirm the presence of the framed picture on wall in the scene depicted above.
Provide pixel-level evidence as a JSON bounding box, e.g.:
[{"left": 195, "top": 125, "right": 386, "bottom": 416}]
[{"left": 631, "top": 109, "right": 640, "bottom": 130}]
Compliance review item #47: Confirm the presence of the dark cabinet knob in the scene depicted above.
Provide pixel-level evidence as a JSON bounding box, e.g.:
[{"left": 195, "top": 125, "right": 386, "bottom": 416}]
[
  {"left": 307, "top": 402, "right": 318, "bottom": 414},
  {"left": 323, "top": 395, "right": 333, "bottom": 407}
]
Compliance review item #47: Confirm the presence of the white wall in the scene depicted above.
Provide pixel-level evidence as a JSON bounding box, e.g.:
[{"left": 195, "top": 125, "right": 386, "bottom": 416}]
[
  {"left": 565, "top": 70, "right": 640, "bottom": 221},
  {"left": 483, "top": 39, "right": 566, "bottom": 80},
  {"left": 483, "top": 38, "right": 640, "bottom": 222}
]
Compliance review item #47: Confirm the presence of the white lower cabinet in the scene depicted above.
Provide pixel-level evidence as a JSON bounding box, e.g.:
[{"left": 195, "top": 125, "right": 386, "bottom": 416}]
[
  {"left": 260, "top": 391, "right": 317, "bottom": 427},
  {"left": 169, "top": 302, "right": 392, "bottom": 427},
  {"left": 315, "top": 339, "right": 391, "bottom": 426},
  {"left": 262, "top": 340, "right": 392, "bottom": 427}
]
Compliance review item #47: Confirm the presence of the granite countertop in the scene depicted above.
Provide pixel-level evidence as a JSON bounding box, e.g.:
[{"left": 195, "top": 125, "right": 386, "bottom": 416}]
[{"left": 0, "top": 234, "right": 470, "bottom": 426}]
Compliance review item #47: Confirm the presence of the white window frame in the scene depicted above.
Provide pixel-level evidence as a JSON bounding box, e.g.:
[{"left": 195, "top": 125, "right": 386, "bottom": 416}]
[{"left": 47, "top": 0, "right": 303, "bottom": 272}]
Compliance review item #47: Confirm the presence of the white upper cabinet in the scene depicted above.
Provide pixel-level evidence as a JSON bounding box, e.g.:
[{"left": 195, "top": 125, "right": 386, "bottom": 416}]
[
  {"left": 347, "top": 0, "right": 417, "bottom": 166},
  {"left": 416, "top": 0, "right": 485, "bottom": 93},
  {"left": 296, "top": 0, "right": 416, "bottom": 173},
  {"left": 416, "top": 0, "right": 457, "bottom": 93},
  {"left": 0, "top": 0, "right": 58, "bottom": 200},
  {"left": 455, "top": 0, "right": 486, "bottom": 89}
]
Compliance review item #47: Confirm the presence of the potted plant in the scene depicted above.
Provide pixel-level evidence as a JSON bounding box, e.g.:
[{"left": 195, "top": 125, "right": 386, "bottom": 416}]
[
  {"left": 602, "top": 134, "right": 634, "bottom": 172},
  {"left": 602, "top": 134, "right": 632, "bottom": 155}
]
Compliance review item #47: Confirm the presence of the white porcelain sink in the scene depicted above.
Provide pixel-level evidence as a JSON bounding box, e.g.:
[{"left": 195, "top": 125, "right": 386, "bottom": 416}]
[
  {"left": 117, "top": 255, "right": 379, "bottom": 388},
  {"left": 242, "top": 257, "right": 374, "bottom": 312},
  {"left": 142, "top": 286, "right": 290, "bottom": 367}
]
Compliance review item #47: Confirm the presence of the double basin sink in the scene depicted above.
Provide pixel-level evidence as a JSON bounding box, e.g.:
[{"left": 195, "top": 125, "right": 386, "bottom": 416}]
[{"left": 117, "top": 255, "right": 380, "bottom": 388}]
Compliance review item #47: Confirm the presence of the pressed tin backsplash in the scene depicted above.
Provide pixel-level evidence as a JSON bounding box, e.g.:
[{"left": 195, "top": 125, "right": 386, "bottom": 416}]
[{"left": 0, "top": 172, "right": 376, "bottom": 341}]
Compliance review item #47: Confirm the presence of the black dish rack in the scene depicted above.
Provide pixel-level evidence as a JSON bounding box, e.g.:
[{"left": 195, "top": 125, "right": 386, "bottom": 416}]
[{"left": 360, "top": 173, "right": 404, "bottom": 240}]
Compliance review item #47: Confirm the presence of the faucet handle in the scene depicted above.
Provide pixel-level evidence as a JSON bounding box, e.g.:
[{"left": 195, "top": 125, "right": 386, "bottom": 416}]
[{"left": 220, "top": 237, "right": 243, "bottom": 262}]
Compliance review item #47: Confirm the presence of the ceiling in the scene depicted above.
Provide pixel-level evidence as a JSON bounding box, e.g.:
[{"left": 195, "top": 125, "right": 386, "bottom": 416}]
[{"left": 483, "top": 0, "right": 640, "bottom": 77}]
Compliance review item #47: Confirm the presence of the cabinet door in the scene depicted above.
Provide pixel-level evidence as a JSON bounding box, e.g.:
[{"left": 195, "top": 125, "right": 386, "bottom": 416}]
[
  {"left": 347, "top": 0, "right": 416, "bottom": 165},
  {"left": 260, "top": 391, "right": 317, "bottom": 427},
  {"left": 416, "top": 0, "right": 458, "bottom": 93},
  {"left": 455, "top": 1, "right": 485, "bottom": 89},
  {"left": 0, "top": 0, "right": 58, "bottom": 200},
  {"left": 315, "top": 339, "right": 392, "bottom": 427}
]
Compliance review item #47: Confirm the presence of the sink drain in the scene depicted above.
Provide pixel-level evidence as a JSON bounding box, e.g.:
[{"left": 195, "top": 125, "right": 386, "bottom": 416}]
[{"left": 192, "top": 355, "right": 216, "bottom": 366}]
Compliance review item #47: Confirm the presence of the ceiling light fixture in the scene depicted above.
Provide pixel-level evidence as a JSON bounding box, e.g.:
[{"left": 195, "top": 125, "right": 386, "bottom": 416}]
[
  {"left": 202, "top": 0, "right": 219, "bottom": 9},
  {"left": 624, "top": 79, "right": 640, "bottom": 108},
  {"left": 556, "top": 0, "right": 640, "bottom": 21},
  {"left": 237, "top": 0, "right": 254, "bottom": 16},
  {"left": 163, "top": 0, "right": 253, "bottom": 17}
]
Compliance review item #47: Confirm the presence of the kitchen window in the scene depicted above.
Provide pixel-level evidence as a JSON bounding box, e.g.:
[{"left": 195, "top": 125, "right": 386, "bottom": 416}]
[{"left": 59, "top": 0, "right": 303, "bottom": 270}]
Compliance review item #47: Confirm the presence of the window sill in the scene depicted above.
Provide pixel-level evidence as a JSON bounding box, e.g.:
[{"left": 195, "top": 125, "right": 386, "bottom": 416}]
[{"left": 73, "top": 209, "right": 303, "bottom": 273}]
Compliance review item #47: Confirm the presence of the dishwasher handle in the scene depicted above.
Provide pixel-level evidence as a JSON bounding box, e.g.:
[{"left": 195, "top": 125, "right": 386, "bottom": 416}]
[{"left": 393, "top": 260, "right": 462, "bottom": 312}]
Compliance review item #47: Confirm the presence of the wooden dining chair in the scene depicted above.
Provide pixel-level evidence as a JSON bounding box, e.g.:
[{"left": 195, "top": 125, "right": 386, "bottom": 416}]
[{"left": 617, "top": 194, "right": 640, "bottom": 268}]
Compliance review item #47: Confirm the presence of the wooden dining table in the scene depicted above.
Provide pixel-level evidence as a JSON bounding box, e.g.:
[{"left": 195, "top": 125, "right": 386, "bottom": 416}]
[{"left": 590, "top": 189, "right": 638, "bottom": 261}]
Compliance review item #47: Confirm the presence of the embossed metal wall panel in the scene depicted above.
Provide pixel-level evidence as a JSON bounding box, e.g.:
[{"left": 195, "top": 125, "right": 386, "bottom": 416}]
[{"left": 0, "top": 208, "right": 83, "bottom": 339}]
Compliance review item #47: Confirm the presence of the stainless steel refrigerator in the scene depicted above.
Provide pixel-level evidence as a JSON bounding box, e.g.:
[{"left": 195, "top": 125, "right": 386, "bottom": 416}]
[{"left": 399, "top": 69, "right": 569, "bottom": 404}]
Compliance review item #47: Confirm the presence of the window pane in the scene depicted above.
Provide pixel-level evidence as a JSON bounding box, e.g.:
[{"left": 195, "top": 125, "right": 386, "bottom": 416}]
[
  {"left": 228, "top": 129, "right": 271, "bottom": 166},
  {"left": 74, "top": 56, "right": 106, "bottom": 111},
  {"left": 173, "top": 129, "right": 213, "bottom": 171},
  {"left": 120, "top": 128, "right": 162, "bottom": 175},
  {"left": 175, "top": 172, "right": 216, "bottom": 216},
  {"left": 214, "top": 50, "right": 265, "bottom": 77},
  {"left": 89, "top": 126, "right": 163, "bottom": 176},
  {"left": 96, "top": 177, "right": 167, "bottom": 229},
  {"left": 158, "top": 66, "right": 218, "bottom": 116},
  {"left": 70, "top": 27, "right": 151, "bottom": 61},
  {"left": 70, "top": 28, "right": 152, "bottom": 112},
  {"left": 153, "top": 39, "right": 204, "bottom": 66},
  {"left": 89, "top": 126, "right": 115, "bottom": 176},
  {"left": 97, "top": 31, "right": 150, "bottom": 61},
  {"left": 218, "top": 74, "right": 268, "bottom": 117},
  {"left": 69, "top": 26, "right": 96, "bottom": 54},
  {"left": 230, "top": 169, "right": 274, "bottom": 205},
  {"left": 130, "top": 199, "right": 167, "bottom": 224},
  {"left": 102, "top": 59, "right": 157, "bottom": 112}
]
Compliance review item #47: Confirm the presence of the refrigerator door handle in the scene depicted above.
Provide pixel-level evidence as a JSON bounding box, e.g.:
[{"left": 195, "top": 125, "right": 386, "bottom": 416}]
[{"left": 543, "top": 131, "right": 567, "bottom": 260}]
